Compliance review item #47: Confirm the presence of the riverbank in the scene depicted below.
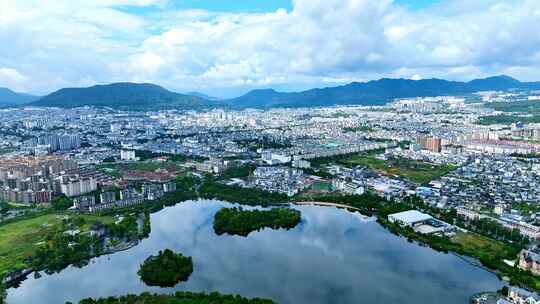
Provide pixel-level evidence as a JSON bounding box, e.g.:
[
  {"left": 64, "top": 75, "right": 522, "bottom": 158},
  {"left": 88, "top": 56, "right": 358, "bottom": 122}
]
[
  {"left": 291, "top": 190, "right": 538, "bottom": 293},
  {"left": 0, "top": 211, "right": 147, "bottom": 301}
]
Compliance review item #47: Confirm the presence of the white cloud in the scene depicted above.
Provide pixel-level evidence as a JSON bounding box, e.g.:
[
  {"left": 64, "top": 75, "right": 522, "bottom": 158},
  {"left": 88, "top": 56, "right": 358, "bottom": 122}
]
[
  {"left": 0, "top": 68, "right": 27, "bottom": 91},
  {"left": 2, "top": 0, "right": 540, "bottom": 96}
]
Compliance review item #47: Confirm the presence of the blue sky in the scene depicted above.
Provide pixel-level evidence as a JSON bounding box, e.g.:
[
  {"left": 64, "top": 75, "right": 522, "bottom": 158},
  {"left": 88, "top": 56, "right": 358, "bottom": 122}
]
[
  {"left": 394, "top": 0, "right": 440, "bottom": 10},
  {"left": 120, "top": 0, "right": 437, "bottom": 14},
  {"left": 1, "top": 0, "right": 539, "bottom": 96},
  {"left": 169, "top": 0, "right": 439, "bottom": 11},
  {"left": 168, "top": 0, "right": 294, "bottom": 12},
  {"left": 116, "top": 0, "right": 293, "bottom": 14}
]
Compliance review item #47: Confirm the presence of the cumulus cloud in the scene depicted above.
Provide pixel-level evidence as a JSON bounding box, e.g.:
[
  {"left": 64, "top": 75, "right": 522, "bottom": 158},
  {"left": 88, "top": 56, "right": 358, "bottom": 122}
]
[
  {"left": 0, "top": 68, "right": 27, "bottom": 91},
  {"left": 1, "top": 0, "right": 540, "bottom": 96}
]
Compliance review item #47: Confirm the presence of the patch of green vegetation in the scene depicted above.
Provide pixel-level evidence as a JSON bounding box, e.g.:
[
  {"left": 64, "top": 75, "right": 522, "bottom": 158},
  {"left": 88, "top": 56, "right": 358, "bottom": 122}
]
[
  {"left": 310, "top": 181, "right": 332, "bottom": 191},
  {"left": 452, "top": 232, "right": 517, "bottom": 260},
  {"left": 217, "top": 164, "right": 255, "bottom": 180},
  {"left": 309, "top": 149, "right": 386, "bottom": 167},
  {"left": 486, "top": 101, "right": 540, "bottom": 113},
  {"left": 513, "top": 202, "right": 540, "bottom": 215},
  {"left": 0, "top": 148, "right": 15, "bottom": 155},
  {"left": 340, "top": 155, "right": 457, "bottom": 184},
  {"left": 0, "top": 214, "right": 61, "bottom": 275},
  {"left": 77, "top": 291, "right": 275, "bottom": 304},
  {"left": 138, "top": 249, "right": 193, "bottom": 287},
  {"left": 29, "top": 213, "right": 144, "bottom": 275},
  {"left": 477, "top": 115, "right": 540, "bottom": 125},
  {"left": 0, "top": 213, "right": 115, "bottom": 276},
  {"left": 199, "top": 181, "right": 288, "bottom": 206},
  {"left": 97, "top": 161, "right": 179, "bottom": 178},
  {"left": 51, "top": 195, "right": 73, "bottom": 211},
  {"left": 213, "top": 207, "right": 301, "bottom": 236}
]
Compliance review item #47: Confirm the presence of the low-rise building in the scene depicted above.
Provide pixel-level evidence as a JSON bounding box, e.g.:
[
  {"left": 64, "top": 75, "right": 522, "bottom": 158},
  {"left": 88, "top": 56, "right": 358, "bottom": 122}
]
[
  {"left": 388, "top": 210, "right": 433, "bottom": 227},
  {"left": 508, "top": 286, "right": 540, "bottom": 304},
  {"left": 120, "top": 150, "right": 137, "bottom": 161},
  {"left": 162, "top": 181, "right": 176, "bottom": 193},
  {"left": 519, "top": 248, "right": 540, "bottom": 276},
  {"left": 73, "top": 195, "right": 96, "bottom": 210}
]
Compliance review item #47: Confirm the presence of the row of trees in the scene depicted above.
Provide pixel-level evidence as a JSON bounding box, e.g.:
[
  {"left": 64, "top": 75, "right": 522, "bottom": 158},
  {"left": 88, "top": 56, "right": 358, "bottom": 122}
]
[
  {"left": 296, "top": 191, "right": 387, "bottom": 216},
  {"left": 457, "top": 217, "right": 529, "bottom": 247},
  {"left": 199, "top": 181, "right": 288, "bottom": 206},
  {"left": 213, "top": 207, "right": 302, "bottom": 237},
  {"left": 76, "top": 291, "right": 275, "bottom": 304}
]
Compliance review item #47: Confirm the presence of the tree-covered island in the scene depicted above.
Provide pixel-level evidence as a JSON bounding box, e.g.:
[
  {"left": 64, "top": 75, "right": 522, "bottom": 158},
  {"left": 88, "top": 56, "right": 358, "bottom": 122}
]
[
  {"left": 137, "top": 249, "right": 193, "bottom": 287},
  {"left": 213, "top": 207, "right": 301, "bottom": 237}
]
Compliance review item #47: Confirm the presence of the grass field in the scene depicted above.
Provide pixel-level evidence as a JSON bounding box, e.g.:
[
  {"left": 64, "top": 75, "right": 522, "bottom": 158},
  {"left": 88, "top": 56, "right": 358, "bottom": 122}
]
[
  {"left": 340, "top": 155, "right": 457, "bottom": 184},
  {"left": 452, "top": 232, "right": 517, "bottom": 259},
  {"left": 477, "top": 115, "right": 540, "bottom": 125},
  {"left": 0, "top": 213, "right": 114, "bottom": 275},
  {"left": 486, "top": 101, "right": 540, "bottom": 114}
]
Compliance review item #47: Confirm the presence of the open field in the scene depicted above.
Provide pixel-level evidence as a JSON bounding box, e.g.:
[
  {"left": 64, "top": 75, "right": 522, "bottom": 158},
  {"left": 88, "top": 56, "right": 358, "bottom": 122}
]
[
  {"left": 339, "top": 155, "right": 457, "bottom": 184},
  {"left": 0, "top": 213, "right": 114, "bottom": 275},
  {"left": 452, "top": 232, "right": 517, "bottom": 259},
  {"left": 486, "top": 101, "right": 540, "bottom": 114},
  {"left": 477, "top": 115, "right": 540, "bottom": 125}
]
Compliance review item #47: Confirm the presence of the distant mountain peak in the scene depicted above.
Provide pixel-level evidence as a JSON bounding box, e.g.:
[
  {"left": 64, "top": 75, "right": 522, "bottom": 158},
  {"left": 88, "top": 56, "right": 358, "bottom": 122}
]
[
  {"left": 0, "top": 87, "right": 39, "bottom": 106},
  {"left": 226, "top": 75, "right": 540, "bottom": 109},
  {"left": 22, "top": 75, "right": 540, "bottom": 110},
  {"left": 243, "top": 88, "right": 279, "bottom": 95},
  {"left": 31, "top": 82, "right": 210, "bottom": 110},
  {"left": 186, "top": 91, "right": 220, "bottom": 101}
]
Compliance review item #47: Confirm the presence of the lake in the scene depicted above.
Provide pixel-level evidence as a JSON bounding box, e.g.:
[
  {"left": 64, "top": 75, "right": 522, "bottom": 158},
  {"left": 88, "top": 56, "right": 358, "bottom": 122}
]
[{"left": 6, "top": 200, "right": 504, "bottom": 304}]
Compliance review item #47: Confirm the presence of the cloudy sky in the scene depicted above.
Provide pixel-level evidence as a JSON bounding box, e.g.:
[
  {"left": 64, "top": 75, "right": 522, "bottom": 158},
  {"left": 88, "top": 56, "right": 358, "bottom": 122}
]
[{"left": 1, "top": 0, "right": 540, "bottom": 97}]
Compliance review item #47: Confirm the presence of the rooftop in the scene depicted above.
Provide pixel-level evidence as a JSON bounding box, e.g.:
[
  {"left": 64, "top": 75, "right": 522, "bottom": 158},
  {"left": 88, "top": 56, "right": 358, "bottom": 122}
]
[{"left": 388, "top": 210, "right": 432, "bottom": 224}]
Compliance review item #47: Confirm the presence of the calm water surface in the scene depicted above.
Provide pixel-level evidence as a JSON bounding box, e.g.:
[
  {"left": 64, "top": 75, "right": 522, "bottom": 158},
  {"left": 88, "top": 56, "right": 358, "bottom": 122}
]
[{"left": 7, "top": 200, "right": 503, "bottom": 304}]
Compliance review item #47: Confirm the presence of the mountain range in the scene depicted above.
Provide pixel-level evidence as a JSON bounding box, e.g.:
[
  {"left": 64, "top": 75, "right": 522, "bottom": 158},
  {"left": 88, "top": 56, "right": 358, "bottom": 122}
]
[
  {"left": 0, "top": 87, "right": 39, "bottom": 106},
  {"left": 31, "top": 83, "right": 207, "bottom": 110},
  {"left": 225, "top": 75, "right": 540, "bottom": 108},
  {"left": 5, "top": 75, "right": 540, "bottom": 109}
]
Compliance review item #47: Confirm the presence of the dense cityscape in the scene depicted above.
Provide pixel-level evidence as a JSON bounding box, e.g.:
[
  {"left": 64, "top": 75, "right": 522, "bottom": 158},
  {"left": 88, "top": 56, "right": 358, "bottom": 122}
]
[
  {"left": 3, "top": 0, "right": 540, "bottom": 303},
  {"left": 1, "top": 87, "right": 540, "bottom": 303}
]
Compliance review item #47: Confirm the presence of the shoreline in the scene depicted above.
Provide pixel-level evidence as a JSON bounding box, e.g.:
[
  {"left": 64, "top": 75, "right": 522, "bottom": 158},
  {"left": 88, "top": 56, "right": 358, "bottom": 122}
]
[{"left": 3, "top": 238, "right": 141, "bottom": 289}]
